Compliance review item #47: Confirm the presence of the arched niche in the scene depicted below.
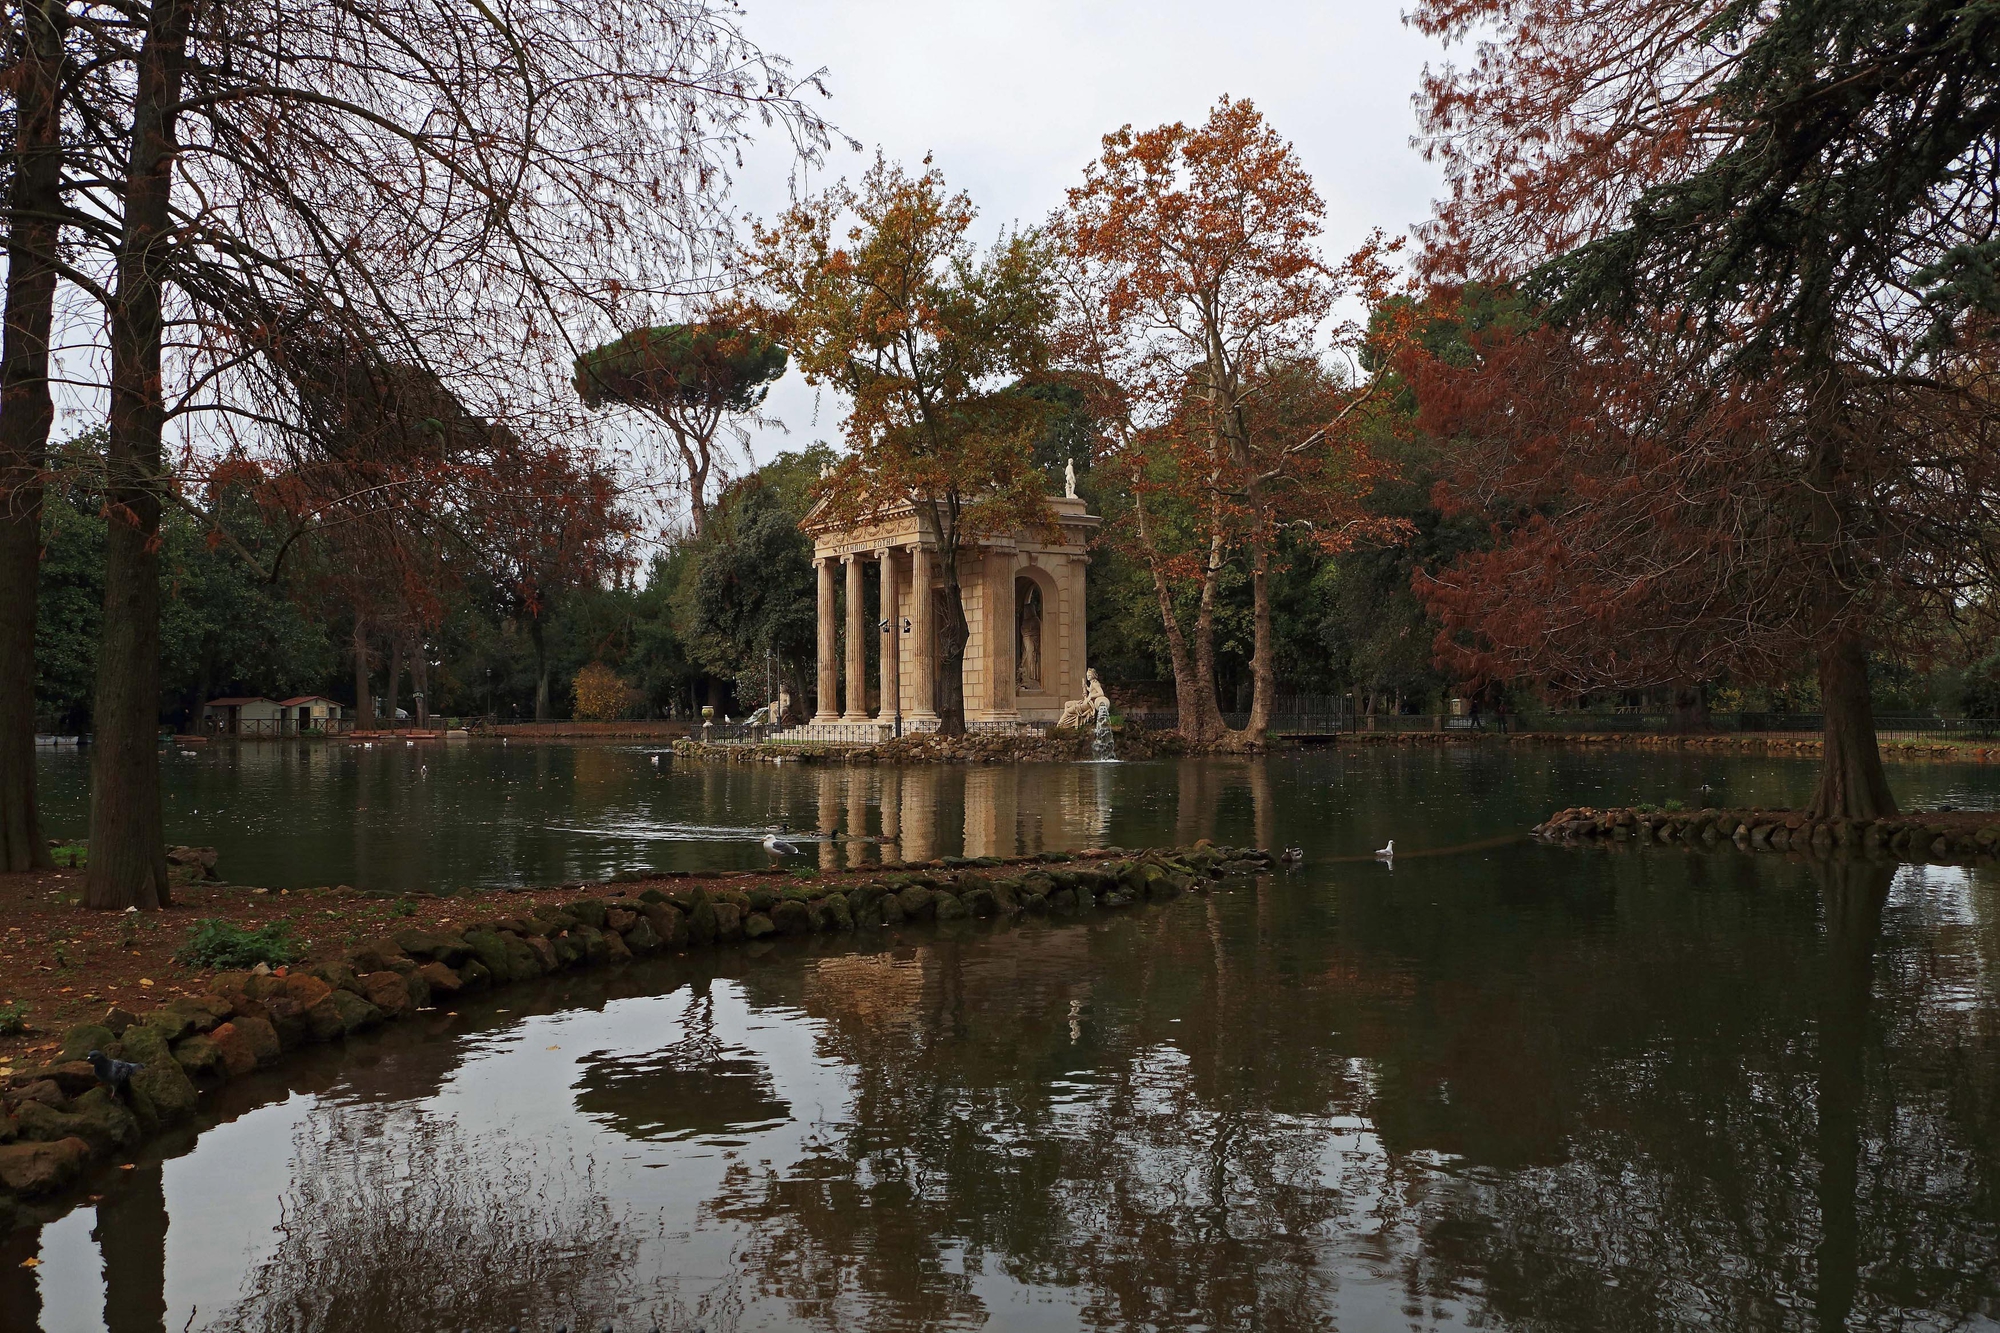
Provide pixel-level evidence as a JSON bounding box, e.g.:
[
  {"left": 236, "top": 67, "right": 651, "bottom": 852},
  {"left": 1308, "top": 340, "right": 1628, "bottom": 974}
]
[{"left": 1015, "top": 566, "right": 1061, "bottom": 695}]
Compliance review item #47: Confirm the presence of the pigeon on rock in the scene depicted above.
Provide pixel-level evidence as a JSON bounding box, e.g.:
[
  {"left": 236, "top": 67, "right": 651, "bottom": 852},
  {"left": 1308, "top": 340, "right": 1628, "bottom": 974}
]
[{"left": 86, "top": 1049, "right": 143, "bottom": 1094}]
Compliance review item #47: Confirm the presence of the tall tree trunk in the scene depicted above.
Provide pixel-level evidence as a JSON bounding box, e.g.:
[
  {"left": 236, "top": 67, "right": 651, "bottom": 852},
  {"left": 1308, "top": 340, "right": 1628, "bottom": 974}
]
[
  {"left": 84, "top": 0, "right": 192, "bottom": 911},
  {"left": 1808, "top": 633, "right": 1895, "bottom": 820},
  {"left": 1134, "top": 491, "right": 1202, "bottom": 736},
  {"left": 412, "top": 642, "right": 429, "bottom": 728},
  {"left": 530, "top": 617, "right": 550, "bottom": 721},
  {"left": 0, "top": 0, "right": 66, "bottom": 873},
  {"left": 1237, "top": 521, "right": 1275, "bottom": 749},
  {"left": 936, "top": 552, "right": 969, "bottom": 736},
  {"left": 917, "top": 494, "right": 970, "bottom": 736},
  {"left": 384, "top": 636, "right": 403, "bottom": 729},
  {"left": 352, "top": 617, "right": 373, "bottom": 731},
  {"left": 1186, "top": 518, "right": 1228, "bottom": 741}
]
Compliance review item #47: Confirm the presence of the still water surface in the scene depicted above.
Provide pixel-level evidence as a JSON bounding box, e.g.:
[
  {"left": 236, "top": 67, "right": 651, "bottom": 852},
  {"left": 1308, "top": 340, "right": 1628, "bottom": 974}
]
[{"left": 8, "top": 745, "right": 2000, "bottom": 1330}]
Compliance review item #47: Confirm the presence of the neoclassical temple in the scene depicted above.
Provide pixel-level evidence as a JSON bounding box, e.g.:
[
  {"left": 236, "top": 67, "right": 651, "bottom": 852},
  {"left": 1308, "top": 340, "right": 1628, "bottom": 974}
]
[{"left": 775, "top": 490, "right": 1099, "bottom": 740}]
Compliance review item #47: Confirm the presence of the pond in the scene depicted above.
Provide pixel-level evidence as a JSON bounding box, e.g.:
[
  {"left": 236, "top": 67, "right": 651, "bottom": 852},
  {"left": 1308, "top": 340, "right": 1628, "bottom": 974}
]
[
  {"left": 32, "top": 739, "right": 2000, "bottom": 890},
  {"left": 8, "top": 745, "right": 2000, "bottom": 1331}
]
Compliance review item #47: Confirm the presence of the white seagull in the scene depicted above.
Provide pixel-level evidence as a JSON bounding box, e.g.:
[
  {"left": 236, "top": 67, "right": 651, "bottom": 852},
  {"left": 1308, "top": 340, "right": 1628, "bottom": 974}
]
[
  {"left": 762, "top": 832, "right": 803, "bottom": 857},
  {"left": 1375, "top": 839, "right": 1395, "bottom": 860},
  {"left": 651, "top": 754, "right": 661, "bottom": 767}
]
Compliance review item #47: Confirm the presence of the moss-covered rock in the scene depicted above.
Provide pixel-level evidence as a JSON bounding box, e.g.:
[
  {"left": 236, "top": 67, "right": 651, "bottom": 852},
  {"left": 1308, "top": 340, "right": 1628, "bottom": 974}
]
[
  {"left": 171, "top": 1034, "right": 226, "bottom": 1079},
  {"left": 624, "top": 915, "right": 662, "bottom": 954},
  {"left": 305, "top": 989, "right": 380, "bottom": 1041},
  {"left": 641, "top": 902, "right": 688, "bottom": 949},
  {"left": 712, "top": 902, "right": 745, "bottom": 942},
  {"left": 569, "top": 898, "right": 609, "bottom": 928},
  {"left": 392, "top": 929, "right": 471, "bottom": 965},
  {"left": 744, "top": 913, "right": 776, "bottom": 940},
  {"left": 688, "top": 890, "right": 718, "bottom": 946},
  {"left": 462, "top": 928, "right": 539, "bottom": 983},
  {"left": 822, "top": 892, "right": 854, "bottom": 931},
  {"left": 769, "top": 899, "right": 812, "bottom": 935},
  {"left": 59, "top": 1023, "right": 116, "bottom": 1064},
  {"left": 934, "top": 892, "right": 970, "bottom": 922},
  {"left": 896, "top": 886, "right": 936, "bottom": 922}
]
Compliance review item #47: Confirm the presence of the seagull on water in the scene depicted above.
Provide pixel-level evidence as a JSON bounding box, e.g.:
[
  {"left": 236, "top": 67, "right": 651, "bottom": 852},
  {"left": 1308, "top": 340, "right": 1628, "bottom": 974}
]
[
  {"left": 1375, "top": 839, "right": 1395, "bottom": 860},
  {"left": 651, "top": 754, "right": 661, "bottom": 766},
  {"left": 762, "top": 832, "right": 803, "bottom": 857}
]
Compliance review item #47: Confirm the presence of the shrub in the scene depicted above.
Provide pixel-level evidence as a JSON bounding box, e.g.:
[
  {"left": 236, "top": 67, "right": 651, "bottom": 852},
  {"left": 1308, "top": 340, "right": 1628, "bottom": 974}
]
[
  {"left": 0, "top": 1001, "right": 27, "bottom": 1036},
  {"left": 173, "top": 918, "right": 302, "bottom": 970},
  {"left": 572, "top": 662, "right": 627, "bottom": 721},
  {"left": 1663, "top": 798, "right": 1686, "bottom": 812}
]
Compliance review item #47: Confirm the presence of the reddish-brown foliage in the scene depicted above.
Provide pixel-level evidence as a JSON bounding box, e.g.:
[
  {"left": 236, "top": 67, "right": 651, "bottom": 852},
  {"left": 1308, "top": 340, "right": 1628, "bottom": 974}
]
[{"left": 1055, "top": 98, "right": 1409, "bottom": 742}]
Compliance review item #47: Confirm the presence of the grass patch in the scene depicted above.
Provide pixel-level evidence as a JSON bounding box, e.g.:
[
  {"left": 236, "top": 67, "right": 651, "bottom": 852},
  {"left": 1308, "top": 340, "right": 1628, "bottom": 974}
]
[
  {"left": 50, "top": 842, "right": 86, "bottom": 868},
  {"left": 173, "top": 918, "right": 302, "bottom": 970},
  {"left": 0, "top": 1001, "right": 27, "bottom": 1036}
]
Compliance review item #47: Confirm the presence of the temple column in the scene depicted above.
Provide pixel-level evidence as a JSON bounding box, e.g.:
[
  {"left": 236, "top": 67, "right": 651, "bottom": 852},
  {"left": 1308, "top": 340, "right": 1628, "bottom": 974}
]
[
  {"left": 985, "top": 549, "right": 1018, "bottom": 722},
  {"left": 908, "top": 544, "right": 938, "bottom": 724},
  {"left": 878, "top": 545, "right": 900, "bottom": 726},
  {"left": 813, "top": 555, "right": 838, "bottom": 723},
  {"left": 1069, "top": 554, "right": 1090, "bottom": 702},
  {"left": 843, "top": 553, "right": 868, "bottom": 722}
]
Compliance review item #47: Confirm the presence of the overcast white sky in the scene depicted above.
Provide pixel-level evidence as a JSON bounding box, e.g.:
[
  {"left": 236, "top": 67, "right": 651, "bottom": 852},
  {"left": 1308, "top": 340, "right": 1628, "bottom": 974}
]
[{"left": 722, "top": 0, "right": 1449, "bottom": 469}]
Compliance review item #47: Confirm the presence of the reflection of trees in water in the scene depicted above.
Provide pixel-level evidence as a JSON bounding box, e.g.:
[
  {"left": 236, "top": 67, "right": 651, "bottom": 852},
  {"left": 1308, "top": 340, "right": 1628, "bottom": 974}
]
[
  {"left": 576, "top": 982, "right": 791, "bottom": 1142},
  {"left": 206, "top": 1105, "right": 712, "bottom": 1333},
  {"left": 1393, "top": 855, "right": 2000, "bottom": 1331},
  {"left": 701, "top": 852, "right": 2000, "bottom": 1330},
  {"left": 705, "top": 924, "right": 1387, "bottom": 1328}
]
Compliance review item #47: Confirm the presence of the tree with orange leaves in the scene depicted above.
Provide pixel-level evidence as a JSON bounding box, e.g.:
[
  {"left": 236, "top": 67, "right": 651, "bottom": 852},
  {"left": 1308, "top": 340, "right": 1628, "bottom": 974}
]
[
  {"left": 748, "top": 156, "right": 1058, "bottom": 735},
  {"left": 1055, "top": 98, "right": 1408, "bottom": 744}
]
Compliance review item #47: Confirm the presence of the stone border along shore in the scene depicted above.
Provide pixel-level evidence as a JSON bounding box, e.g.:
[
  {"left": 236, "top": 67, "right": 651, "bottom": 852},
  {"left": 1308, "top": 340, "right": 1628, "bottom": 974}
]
[
  {"left": 1535, "top": 806, "right": 2000, "bottom": 859},
  {"left": 1335, "top": 730, "right": 2000, "bottom": 763},
  {"left": 0, "top": 842, "right": 1277, "bottom": 1223},
  {"left": 671, "top": 728, "right": 1195, "bottom": 765},
  {"left": 678, "top": 730, "right": 2000, "bottom": 766}
]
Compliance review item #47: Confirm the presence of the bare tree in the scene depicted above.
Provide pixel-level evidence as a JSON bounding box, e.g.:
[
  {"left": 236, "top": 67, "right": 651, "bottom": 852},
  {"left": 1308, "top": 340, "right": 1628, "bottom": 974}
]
[{"left": 19, "top": 0, "right": 835, "bottom": 908}]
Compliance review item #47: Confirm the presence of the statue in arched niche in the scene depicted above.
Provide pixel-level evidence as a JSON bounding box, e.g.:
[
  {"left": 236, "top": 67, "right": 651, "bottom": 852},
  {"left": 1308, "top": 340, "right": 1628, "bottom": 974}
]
[{"left": 1016, "top": 579, "right": 1043, "bottom": 692}]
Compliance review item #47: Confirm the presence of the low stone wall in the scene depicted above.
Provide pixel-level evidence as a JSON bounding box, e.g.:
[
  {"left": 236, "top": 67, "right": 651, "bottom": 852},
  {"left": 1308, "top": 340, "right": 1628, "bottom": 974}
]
[
  {"left": 0, "top": 841, "right": 1276, "bottom": 1224},
  {"left": 672, "top": 727, "right": 1195, "bottom": 766},
  {"left": 1535, "top": 805, "right": 2000, "bottom": 859}
]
